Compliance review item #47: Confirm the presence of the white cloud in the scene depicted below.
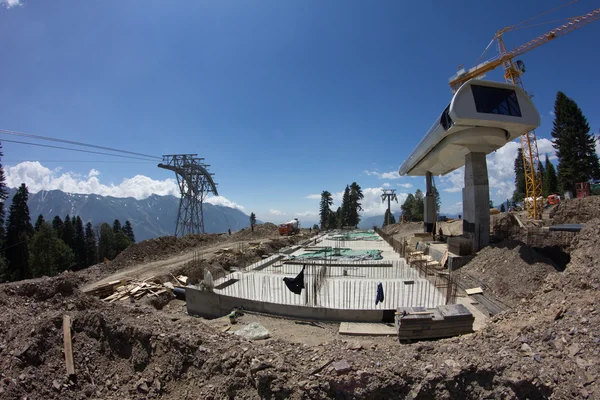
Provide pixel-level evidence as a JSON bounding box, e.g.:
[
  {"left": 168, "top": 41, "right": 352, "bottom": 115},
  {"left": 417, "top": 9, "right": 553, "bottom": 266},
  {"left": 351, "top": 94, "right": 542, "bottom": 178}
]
[
  {"left": 382, "top": 182, "right": 391, "bottom": 188},
  {"left": 397, "top": 183, "right": 413, "bottom": 189},
  {"left": 297, "top": 210, "right": 318, "bottom": 218},
  {"left": 380, "top": 171, "right": 401, "bottom": 180},
  {"left": 442, "top": 201, "right": 463, "bottom": 214},
  {"left": 305, "top": 194, "right": 321, "bottom": 200},
  {"left": 205, "top": 196, "right": 244, "bottom": 211},
  {"left": 269, "top": 209, "right": 284, "bottom": 216},
  {"left": 363, "top": 169, "right": 401, "bottom": 180},
  {"left": 1, "top": 0, "right": 22, "bottom": 9},
  {"left": 5, "top": 161, "right": 244, "bottom": 210},
  {"left": 358, "top": 187, "right": 409, "bottom": 217}
]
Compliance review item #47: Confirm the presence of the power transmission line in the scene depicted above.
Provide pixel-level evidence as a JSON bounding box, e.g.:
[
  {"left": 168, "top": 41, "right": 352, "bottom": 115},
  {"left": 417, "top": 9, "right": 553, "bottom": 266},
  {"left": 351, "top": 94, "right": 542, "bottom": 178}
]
[
  {"left": 1, "top": 139, "right": 159, "bottom": 161},
  {"left": 0, "top": 128, "right": 161, "bottom": 160}
]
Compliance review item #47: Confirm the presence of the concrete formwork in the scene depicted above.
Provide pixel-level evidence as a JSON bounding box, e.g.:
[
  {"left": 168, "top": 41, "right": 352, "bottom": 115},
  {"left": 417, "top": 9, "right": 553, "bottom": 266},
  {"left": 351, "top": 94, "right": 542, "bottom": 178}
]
[{"left": 188, "top": 231, "right": 447, "bottom": 320}]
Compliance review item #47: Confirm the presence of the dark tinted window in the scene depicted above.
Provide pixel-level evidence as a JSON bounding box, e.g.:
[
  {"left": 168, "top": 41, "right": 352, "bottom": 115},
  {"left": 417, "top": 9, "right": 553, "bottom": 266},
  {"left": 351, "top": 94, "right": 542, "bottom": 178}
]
[
  {"left": 471, "top": 85, "right": 522, "bottom": 117},
  {"left": 440, "top": 105, "right": 453, "bottom": 130}
]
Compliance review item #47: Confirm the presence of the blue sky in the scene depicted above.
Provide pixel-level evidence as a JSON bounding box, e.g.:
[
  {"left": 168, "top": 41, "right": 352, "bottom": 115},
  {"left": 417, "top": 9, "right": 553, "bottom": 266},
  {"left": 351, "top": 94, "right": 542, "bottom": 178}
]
[{"left": 1, "top": 0, "right": 599, "bottom": 226}]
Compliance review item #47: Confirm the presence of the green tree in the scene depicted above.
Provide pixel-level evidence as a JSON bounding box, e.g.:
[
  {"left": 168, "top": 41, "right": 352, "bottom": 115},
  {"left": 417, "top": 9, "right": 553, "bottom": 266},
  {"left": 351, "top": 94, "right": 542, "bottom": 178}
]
[
  {"left": 34, "top": 214, "right": 45, "bottom": 232},
  {"left": 0, "top": 143, "right": 9, "bottom": 276},
  {"left": 74, "top": 216, "right": 86, "bottom": 267},
  {"left": 319, "top": 190, "right": 333, "bottom": 230},
  {"left": 98, "top": 223, "right": 115, "bottom": 261},
  {"left": 112, "top": 219, "right": 122, "bottom": 233},
  {"left": 489, "top": 200, "right": 494, "bottom": 209},
  {"left": 433, "top": 186, "right": 441, "bottom": 212},
  {"left": 411, "top": 189, "right": 425, "bottom": 221},
  {"left": 543, "top": 155, "right": 559, "bottom": 196},
  {"left": 500, "top": 203, "right": 506, "bottom": 212},
  {"left": 52, "top": 215, "right": 64, "bottom": 237},
  {"left": 122, "top": 220, "right": 135, "bottom": 243},
  {"left": 84, "top": 222, "right": 98, "bottom": 266},
  {"left": 5, "top": 184, "right": 34, "bottom": 281},
  {"left": 551, "top": 91, "right": 600, "bottom": 194},
  {"left": 61, "top": 215, "right": 76, "bottom": 253},
  {"left": 312, "top": 224, "right": 319, "bottom": 230},
  {"left": 401, "top": 193, "right": 416, "bottom": 221},
  {"left": 383, "top": 209, "right": 396, "bottom": 226},
  {"left": 249, "top": 212, "right": 257, "bottom": 232},
  {"left": 340, "top": 185, "right": 351, "bottom": 227},
  {"left": 335, "top": 206, "right": 343, "bottom": 229},
  {"left": 513, "top": 147, "right": 526, "bottom": 202},
  {"left": 29, "top": 222, "right": 74, "bottom": 277},
  {"left": 348, "top": 182, "right": 364, "bottom": 227},
  {"left": 114, "top": 231, "right": 131, "bottom": 257}
]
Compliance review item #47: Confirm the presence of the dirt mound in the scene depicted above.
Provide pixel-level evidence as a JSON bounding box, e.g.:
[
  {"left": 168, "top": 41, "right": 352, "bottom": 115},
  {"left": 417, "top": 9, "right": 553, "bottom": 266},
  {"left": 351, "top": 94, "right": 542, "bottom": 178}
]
[
  {"left": 490, "top": 212, "right": 521, "bottom": 242},
  {"left": 108, "top": 234, "right": 222, "bottom": 271},
  {"left": 456, "top": 240, "right": 561, "bottom": 307},
  {"left": 232, "top": 222, "right": 279, "bottom": 240},
  {"left": 382, "top": 221, "right": 423, "bottom": 241},
  {"left": 552, "top": 196, "right": 600, "bottom": 224}
]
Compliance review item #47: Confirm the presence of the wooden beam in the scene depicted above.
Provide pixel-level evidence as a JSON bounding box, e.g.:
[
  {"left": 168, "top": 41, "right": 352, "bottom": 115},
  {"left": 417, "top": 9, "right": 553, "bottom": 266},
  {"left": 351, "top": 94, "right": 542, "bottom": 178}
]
[{"left": 63, "top": 315, "right": 75, "bottom": 377}]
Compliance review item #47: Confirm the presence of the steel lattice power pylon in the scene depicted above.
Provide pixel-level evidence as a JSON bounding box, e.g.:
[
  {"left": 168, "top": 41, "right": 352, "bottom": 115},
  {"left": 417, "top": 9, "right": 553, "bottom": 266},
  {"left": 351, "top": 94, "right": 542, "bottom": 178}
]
[{"left": 158, "top": 154, "right": 218, "bottom": 236}]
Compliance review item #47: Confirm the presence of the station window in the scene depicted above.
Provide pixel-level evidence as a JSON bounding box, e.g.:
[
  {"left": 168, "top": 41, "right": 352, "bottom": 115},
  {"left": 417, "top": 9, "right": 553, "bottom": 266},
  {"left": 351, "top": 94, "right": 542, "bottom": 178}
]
[
  {"left": 471, "top": 85, "right": 522, "bottom": 117},
  {"left": 440, "top": 105, "right": 453, "bottom": 130}
]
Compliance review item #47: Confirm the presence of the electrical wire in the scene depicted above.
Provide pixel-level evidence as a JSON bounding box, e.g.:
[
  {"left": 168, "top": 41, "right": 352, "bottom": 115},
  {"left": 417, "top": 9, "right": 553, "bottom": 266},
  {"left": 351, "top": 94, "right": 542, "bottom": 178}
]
[
  {"left": 0, "top": 128, "right": 162, "bottom": 160},
  {"left": 2, "top": 160, "right": 156, "bottom": 164},
  {"left": 1, "top": 139, "right": 160, "bottom": 161}
]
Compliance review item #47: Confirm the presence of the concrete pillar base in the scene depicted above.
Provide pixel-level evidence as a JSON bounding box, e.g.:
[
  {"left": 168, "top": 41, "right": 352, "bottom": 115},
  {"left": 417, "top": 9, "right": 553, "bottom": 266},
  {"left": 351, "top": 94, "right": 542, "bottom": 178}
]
[
  {"left": 424, "top": 172, "right": 435, "bottom": 233},
  {"left": 462, "top": 152, "right": 490, "bottom": 252}
]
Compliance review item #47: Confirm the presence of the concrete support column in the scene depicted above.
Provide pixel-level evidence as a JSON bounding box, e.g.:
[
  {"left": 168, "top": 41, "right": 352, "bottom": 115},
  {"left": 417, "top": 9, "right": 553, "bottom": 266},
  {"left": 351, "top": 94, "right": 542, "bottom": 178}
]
[
  {"left": 462, "top": 152, "right": 490, "bottom": 252},
  {"left": 424, "top": 172, "right": 435, "bottom": 233}
]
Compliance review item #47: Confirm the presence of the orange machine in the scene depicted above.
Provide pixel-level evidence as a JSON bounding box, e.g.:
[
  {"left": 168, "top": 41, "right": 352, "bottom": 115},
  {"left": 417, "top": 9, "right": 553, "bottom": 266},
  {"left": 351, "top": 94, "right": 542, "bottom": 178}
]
[
  {"left": 278, "top": 218, "right": 300, "bottom": 236},
  {"left": 548, "top": 194, "right": 561, "bottom": 205}
]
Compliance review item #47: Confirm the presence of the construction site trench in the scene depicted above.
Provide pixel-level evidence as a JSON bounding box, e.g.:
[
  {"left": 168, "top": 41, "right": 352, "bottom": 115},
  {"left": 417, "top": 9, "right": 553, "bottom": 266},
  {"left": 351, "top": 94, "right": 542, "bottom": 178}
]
[{"left": 1, "top": 198, "right": 600, "bottom": 399}]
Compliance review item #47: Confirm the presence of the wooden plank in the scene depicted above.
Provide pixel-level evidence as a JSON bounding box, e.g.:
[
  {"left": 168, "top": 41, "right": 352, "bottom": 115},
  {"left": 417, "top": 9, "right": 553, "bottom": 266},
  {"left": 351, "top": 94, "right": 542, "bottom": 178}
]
[
  {"left": 63, "top": 315, "right": 75, "bottom": 377},
  {"left": 339, "top": 322, "right": 396, "bottom": 336},
  {"left": 440, "top": 251, "right": 449, "bottom": 269},
  {"left": 465, "top": 287, "right": 484, "bottom": 295}
]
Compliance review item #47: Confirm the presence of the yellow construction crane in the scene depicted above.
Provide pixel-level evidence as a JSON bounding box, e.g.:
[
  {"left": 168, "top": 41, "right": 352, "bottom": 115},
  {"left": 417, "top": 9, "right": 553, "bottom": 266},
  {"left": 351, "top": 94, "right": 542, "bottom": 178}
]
[{"left": 449, "top": 5, "right": 600, "bottom": 220}]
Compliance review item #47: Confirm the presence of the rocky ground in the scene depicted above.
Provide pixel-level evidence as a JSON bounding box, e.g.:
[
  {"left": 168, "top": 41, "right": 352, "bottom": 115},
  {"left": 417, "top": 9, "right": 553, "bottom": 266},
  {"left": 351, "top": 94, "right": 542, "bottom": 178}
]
[{"left": 1, "top": 207, "right": 600, "bottom": 399}]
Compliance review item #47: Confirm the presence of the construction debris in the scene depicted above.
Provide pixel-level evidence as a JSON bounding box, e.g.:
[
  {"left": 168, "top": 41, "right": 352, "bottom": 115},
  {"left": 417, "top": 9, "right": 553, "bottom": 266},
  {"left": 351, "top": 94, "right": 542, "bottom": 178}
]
[{"left": 86, "top": 278, "right": 178, "bottom": 302}]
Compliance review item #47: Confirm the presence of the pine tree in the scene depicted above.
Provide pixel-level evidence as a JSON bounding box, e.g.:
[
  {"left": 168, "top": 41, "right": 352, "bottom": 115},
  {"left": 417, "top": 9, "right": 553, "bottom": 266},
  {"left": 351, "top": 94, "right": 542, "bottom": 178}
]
[
  {"left": 74, "top": 216, "right": 86, "bottom": 267},
  {"left": 52, "top": 215, "right": 64, "bottom": 237},
  {"left": 0, "top": 143, "right": 9, "bottom": 276},
  {"left": 29, "top": 222, "right": 74, "bottom": 277},
  {"left": 348, "top": 182, "right": 364, "bottom": 227},
  {"left": 122, "top": 221, "right": 135, "bottom": 243},
  {"left": 84, "top": 222, "right": 98, "bottom": 266},
  {"left": 5, "top": 184, "right": 34, "bottom": 281},
  {"left": 411, "top": 189, "right": 425, "bottom": 221},
  {"left": 114, "top": 231, "right": 131, "bottom": 257},
  {"left": 98, "top": 223, "right": 115, "bottom": 261},
  {"left": 34, "top": 214, "right": 45, "bottom": 232},
  {"left": 340, "top": 185, "right": 351, "bottom": 227},
  {"left": 500, "top": 203, "right": 506, "bottom": 212},
  {"left": 401, "top": 193, "right": 416, "bottom": 221},
  {"left": 112, "top": 219, "right": 122, "bottom": 233},
  {"left": 335, "top": 206, "right": 343, "bottom": 229},
  {"left": 319, "top": 191, "right": 333, "bottom": 230},
  {"left": 513, "top": 147, "right": 526, "bottom": 202},
  {"left": 551, "top": 91, "right": 600, "bottom": 195},
  {"left": 383, "top": 209, "right": 396, "bottom": 226},
  {"left": 61, "top": 215, "right": 76, "bottom": 252},
  {"left": 249, "top": 213, "right": 256, "bottom": 232},
  {"left": 433, "top": 186, "right": 441, "bottom": 211},
  {"left": 543, "top": 155, "right": 559, "bottom": 196}
]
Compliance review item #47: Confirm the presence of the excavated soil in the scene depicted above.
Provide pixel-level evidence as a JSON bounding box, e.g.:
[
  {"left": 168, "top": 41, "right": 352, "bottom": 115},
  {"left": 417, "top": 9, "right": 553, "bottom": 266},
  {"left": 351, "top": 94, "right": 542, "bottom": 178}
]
[
  {"left": 552, "top": 196, "right": 600, "bottom": 224},
  {"left": 456, "top": 240, "right": 562, "bottom": 308},
  {"left": 2, "top": 223, "right": 600, "bottom": 399},
  {"left": 382, "top": 222, "right": 424, "bottom": 242}
]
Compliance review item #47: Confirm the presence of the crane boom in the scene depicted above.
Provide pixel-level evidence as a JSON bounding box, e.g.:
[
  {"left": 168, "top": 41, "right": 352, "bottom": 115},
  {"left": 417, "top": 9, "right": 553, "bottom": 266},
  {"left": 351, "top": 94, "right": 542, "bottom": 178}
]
[{"left": 449, "top": 8, "right": 600, "bottom": 92}]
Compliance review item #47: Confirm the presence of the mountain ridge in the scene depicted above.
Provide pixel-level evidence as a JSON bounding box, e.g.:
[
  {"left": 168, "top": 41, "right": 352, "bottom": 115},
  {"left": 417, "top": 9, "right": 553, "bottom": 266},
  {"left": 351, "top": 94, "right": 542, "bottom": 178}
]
[{"left": 6, "top": 188, "right": 255, "bottom": 241}]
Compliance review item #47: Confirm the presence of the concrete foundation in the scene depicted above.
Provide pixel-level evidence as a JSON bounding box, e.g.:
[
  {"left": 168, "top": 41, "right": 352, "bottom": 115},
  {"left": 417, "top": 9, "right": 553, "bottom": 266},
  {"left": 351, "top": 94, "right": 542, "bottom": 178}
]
[{"left": 462, "top": 152, "right": 490, "bottom": 251}]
